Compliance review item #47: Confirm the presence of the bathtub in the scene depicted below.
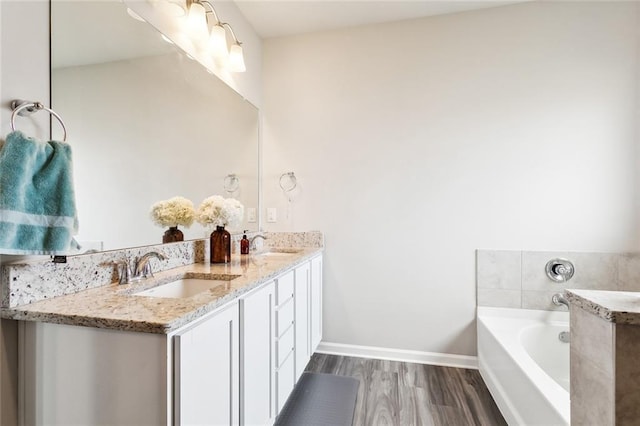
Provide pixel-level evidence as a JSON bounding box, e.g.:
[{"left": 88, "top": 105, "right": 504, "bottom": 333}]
[{"left": 477, "top": 307, "right": 570, "bottom": 426}]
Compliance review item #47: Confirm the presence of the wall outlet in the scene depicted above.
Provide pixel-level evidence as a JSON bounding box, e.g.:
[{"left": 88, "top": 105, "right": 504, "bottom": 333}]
[
  {"left": 267, "top": 208, "right": 277, "bottom": 223},
  {"left": 247, "top": 208, "right": 256, "bottom": 223}
]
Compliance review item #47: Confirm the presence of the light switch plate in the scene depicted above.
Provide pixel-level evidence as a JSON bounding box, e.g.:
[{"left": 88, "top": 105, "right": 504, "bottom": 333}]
[
  {"left": 247, "top": 208, "right": 256, "bottom": 223},
  {"left": 267, "top": 208, "right": 277, "bottom": 223}
]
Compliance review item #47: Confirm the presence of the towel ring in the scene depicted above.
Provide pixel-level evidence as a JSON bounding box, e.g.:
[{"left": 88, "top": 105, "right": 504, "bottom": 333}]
[
  {"left": 10, "top": 100, "right": 67, "bottom": 142},
  {"left": 224, "top": 173, "right": 240, "bottom": 193},
  {"left": 279, "top": 172, "right": 297, "bottom": 192}
]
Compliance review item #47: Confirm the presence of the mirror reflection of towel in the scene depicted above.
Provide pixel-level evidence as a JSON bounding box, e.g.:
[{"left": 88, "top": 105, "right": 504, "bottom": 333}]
[{"left": 0, "top": 131, "right": 79, "bottom": 255}]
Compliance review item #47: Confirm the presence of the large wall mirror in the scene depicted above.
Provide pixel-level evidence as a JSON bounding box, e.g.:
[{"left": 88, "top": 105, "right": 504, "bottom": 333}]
[{"left": 51, "top": 0, "right": 260, "bottom": 252}]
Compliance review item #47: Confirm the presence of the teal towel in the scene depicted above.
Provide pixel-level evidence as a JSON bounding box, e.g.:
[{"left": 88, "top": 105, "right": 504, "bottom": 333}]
[{"left": 0, "top": 131, "right": 79, "bottom": 254}]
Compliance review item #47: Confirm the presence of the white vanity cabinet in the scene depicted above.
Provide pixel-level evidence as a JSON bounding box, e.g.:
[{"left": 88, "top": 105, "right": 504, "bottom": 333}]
[
  {"left": 310, "top": 255, "right": 323, "bottom": 352},
  {"left": 293, "top": 254, "right": 323, "bottom": 382},
  {"left": 174, "top": 302, "right": 240, "bottom": 426},
  {"left": 294, "top": 261, "right": 311, "bottom": 380},
  {"left": 18, "top": 253, "right": 324, "bottom": 426},
  {"left": 21, "top": 302, "right": 241, "bottom": 426},
  {"left": 21, "top": 321, "right": 170, "bottom": 426},
  {"left": 274, "top": 270, "right": 296, "bottom": 412},
  {"left": 241, "top": 281, "right": 276, "bottom": 425}
]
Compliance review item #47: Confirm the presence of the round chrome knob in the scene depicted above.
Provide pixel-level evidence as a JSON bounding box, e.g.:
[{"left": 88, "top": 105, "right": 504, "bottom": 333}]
[{"left": 545, "top": 258, "right": 575, "bottom": 283}]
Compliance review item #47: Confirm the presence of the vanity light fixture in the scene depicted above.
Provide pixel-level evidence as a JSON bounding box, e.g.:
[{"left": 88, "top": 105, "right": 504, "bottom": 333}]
[
  {"left": 185, "top": 1, "right": 209, "bottom": 46},
  {"left": 184, "top": 0, "right": 246, "bottom": 72},
  {"left": 209, "top": 23, "right": 228, "bottom": 59},
  {"left": 224, "top": 23, "right": 246, "bottom": 72},
  {"left": 156, "top": 0, "right": 186, "bottom": 18}
]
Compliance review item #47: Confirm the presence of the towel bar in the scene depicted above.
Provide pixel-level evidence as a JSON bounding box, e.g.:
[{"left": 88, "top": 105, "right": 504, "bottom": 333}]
[{"left": 10, "top": 100, "right": 68, "bottom": 142}]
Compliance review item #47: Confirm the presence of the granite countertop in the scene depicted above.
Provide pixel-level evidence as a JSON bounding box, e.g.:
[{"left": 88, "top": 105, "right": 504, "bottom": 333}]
[
  {"left": 566, "top": 289, "right": 640, "bottom": 325},
  {"left": 0, "top": 248, "right": 322, "bottom": 334}
]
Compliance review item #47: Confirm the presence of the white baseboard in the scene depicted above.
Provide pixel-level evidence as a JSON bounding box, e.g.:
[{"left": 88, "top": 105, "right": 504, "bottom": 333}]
[{"left": 316, "top": 341, "right": 478, "bottom": 369}]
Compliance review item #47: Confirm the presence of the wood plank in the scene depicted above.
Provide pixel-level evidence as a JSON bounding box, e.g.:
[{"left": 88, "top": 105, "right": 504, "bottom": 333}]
[
  {"left": 364, "top": 370, "right": 399, "bottom": 426},
  {"left": 304, "top": 354, "right": 506, "bottom": 426}
]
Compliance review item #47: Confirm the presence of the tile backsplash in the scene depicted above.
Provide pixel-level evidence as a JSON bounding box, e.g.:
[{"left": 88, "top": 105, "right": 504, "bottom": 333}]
[
  {"left": 477, "top": 250, "right": 640, "bottom": 311},
  {"left": 1, "top": 240, "right": 205, "bottom": 308}
]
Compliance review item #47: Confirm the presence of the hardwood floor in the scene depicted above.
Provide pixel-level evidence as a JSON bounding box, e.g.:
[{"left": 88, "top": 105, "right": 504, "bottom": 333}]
[{"left": 304, "top": 354, "right": 506, "bottom": 426}]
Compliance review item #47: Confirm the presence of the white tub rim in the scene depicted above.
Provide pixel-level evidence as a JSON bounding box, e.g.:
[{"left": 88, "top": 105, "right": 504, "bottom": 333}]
[{"left": 477, "top": 306, "right": 570, "bottom": 425}]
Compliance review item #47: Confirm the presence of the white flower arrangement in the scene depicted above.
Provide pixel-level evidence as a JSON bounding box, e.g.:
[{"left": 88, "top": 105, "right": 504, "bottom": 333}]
[
  {"left": 150, "top": 196, "right": 195, "bottom": 228},
  {"left": 196, "top": 195, "right": 244, "bottom": 229}
]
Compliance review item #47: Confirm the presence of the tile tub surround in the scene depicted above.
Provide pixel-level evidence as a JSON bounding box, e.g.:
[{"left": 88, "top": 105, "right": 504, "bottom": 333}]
[
  {"left": 0, "top": 248, "right": 322, "bottom": 333},
  {"left": 566, "top": 290, "right": 640, "bottom": 424},
  {"left": 476, "top": 250, "right": 640, "bottom": 310}
]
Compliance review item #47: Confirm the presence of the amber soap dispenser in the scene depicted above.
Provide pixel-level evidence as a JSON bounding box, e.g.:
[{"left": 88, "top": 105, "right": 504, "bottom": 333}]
[{"left": 241, "top": 231, "right": 250, "bottom": 254}]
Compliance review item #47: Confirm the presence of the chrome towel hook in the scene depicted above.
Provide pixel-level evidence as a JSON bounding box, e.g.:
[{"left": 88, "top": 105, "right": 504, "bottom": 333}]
[{"left": 10, "top": 100, "right": 68, "bottom": 142}]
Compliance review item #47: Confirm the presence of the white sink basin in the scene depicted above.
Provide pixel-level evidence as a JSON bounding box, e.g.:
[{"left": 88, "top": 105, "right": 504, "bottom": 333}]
[
  {"left": 257, "top": 252, "right": 297, "bottom": 257},
  {"left": 134, "top": 278, "right": 232, "bottom": 299},
  {"left": 255, "top": 249, "right": 303, "bottom": 257}
]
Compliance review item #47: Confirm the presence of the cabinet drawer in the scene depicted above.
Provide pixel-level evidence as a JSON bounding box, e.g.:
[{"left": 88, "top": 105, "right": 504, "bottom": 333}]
[
  {"left": 276, "top": 349, "right": 295, "bottom": 414},
  {"left": 276, "top": 270, "right": 294, "bottom": 305},
  {"left": 276, "top": 298, "right": 294, "bottom": 337},
  {"left": 276, "top": 326, "right": 295, "bottom": 368}
]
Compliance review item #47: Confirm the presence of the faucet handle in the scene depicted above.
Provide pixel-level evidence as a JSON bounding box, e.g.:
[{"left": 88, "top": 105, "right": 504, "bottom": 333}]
[
  {"left": 114, "top": 259, "right": 132, "bottom": 285},
  {"left": 134, "top": 251, "right": 167, "bottom": 277},
  {"left": 141, "top": 262, "right": 154, "bottom": 279}
]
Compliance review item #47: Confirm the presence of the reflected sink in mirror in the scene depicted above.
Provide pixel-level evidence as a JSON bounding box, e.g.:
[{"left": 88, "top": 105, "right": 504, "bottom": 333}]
[{"left": 134, "top": 276, "right": 240, "bottom": 299}]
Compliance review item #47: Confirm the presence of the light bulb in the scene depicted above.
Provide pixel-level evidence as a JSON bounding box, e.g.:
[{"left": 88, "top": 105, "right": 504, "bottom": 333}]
[
  {"left": 186, "top": 2, "right": 208, "bottom": 44},
  {"left": 229, "top": 44, "right": 246, "bottom": 72},
  {"left": 209, "top": 24, "right": 228, "bottom": 59},
  {"left": 155, "top": 1, "right": 185, "bottom": 18}
]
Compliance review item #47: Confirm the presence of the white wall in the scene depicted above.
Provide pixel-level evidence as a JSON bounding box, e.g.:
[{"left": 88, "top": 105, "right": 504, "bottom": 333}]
[
  {"left": 0, "top": 1, "right": 50, "bottom": 421},
  {"left": 263, "top": 1, "right": 640, "bottom": 356}
]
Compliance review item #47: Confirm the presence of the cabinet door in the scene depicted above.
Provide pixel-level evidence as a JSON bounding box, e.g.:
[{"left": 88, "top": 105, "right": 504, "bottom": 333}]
[
  {"left": 241, "top": 282, "right": 275, "bottom": 426},
  {"left": 275, "top": 349, "right": 295, "bottom": 413},
  {"left": 175, "top": 302, "right": 240, "bottom": 426},
  {"left": 310, "top": 255, "right": 323, "bottom": 352},
  {"left": 294, "top": 262, "right": 311, "bottom": 380}
]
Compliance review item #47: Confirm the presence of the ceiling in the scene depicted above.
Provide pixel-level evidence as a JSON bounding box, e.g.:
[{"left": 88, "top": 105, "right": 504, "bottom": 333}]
[
  {"left": 235, "top": 0, "right": 530, "bottom": 39},
  {"left": 51, "top": 1, "right": 530, "bottom": 68}
]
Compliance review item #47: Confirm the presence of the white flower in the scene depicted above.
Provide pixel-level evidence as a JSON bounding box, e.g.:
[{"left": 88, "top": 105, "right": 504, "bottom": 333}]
[
  {"left": 150, "top": 196, "right": 195, "bottom": 228},
  {"left": 197, "top": 196, "right": 244, "bottom": 228}
]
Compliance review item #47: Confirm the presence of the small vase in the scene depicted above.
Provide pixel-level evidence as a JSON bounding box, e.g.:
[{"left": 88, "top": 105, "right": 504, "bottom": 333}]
[
  {"left": 210, "top": 225, "right": 231, "bottom": 264},
  {"left": 163, "top": 226, "right": 184, "bottom": 243}
]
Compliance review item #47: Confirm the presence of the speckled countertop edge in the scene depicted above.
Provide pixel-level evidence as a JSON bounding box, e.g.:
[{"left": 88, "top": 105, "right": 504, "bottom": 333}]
[
  {"left": 0, "top": 248, "right": 323, "bottom": 334},
  {"left": 566, "top": 289, "right": 640, "bottom": 325}
]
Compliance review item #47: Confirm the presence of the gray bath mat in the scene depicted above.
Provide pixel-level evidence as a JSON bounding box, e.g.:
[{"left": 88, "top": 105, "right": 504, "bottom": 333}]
[{"left": 275, "top": 372, "right": 359, "bottom": 426}]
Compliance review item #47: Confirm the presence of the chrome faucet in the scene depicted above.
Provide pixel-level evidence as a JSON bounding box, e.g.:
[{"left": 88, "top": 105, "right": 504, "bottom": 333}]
[
  {"left": 552, "top": 292, "right": 570, "bottom": 309},
  {"left": 116, "top": 251, "right": 167, "bottom": 284},
  {"left": 249, "top": 234, "right": 267, "bottom": 251},
  {"left": 135, "top": 251, "right": 167, "bottom": 278}
]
